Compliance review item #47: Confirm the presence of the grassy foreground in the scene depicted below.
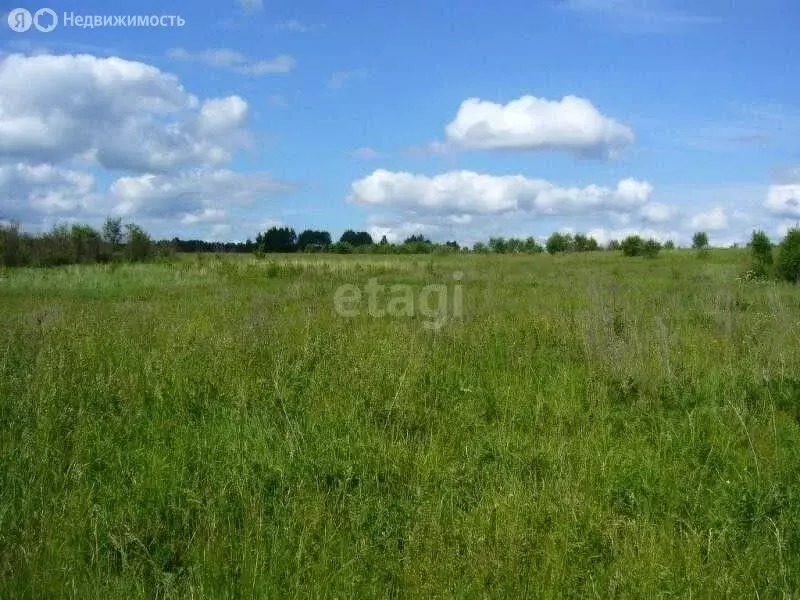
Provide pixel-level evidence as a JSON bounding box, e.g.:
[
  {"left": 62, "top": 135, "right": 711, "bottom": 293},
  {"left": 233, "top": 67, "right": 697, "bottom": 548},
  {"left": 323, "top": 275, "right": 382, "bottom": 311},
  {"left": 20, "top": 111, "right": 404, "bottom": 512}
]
[{"left": 2, "top": 250, "right": 800, "bottom": 598}]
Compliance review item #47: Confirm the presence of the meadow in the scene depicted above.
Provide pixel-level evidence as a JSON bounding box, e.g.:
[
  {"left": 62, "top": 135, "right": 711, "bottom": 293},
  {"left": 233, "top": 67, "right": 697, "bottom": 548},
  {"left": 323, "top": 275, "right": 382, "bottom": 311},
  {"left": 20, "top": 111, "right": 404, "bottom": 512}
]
[{"left": 2, "top": 249, "right": 800, "bottom": 598}]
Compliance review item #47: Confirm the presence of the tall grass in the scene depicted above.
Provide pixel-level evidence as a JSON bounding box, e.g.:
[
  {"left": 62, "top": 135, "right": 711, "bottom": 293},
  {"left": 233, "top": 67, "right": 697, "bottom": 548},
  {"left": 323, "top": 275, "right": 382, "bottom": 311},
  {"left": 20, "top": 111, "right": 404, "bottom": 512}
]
[{"left": 1, "top": 250, "right": 800, "bottom": 598}]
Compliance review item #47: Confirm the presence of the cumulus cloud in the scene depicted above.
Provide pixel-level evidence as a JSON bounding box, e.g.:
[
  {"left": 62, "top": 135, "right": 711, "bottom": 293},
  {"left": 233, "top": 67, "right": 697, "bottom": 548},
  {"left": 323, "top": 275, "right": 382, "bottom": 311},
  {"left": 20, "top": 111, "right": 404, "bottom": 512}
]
[
  {"left": 639, "top": 201, "right": 675, "bottom": 224},
  {"left": 765, "top": 185, "right": 800, "bottom": 218},
  {"left": 368, "top": 221, "right": 442, "bottom": 244},
  {"left": 167, "top": 47, "right": 296, "bottom": 76},
  {"left": 0, "top": 164, "right": 290, "bottom": 231},
  {"left": 0, "top": 162, "right": 96, "bottom": 220},
  {"left": 440, "top": 95, "right": 635, "bottom": 159},
  {"left": 349, "top": 170, "right": 653, "bottom": 216},
  {"left": 180, "top": 208, "right": 227, "bottom": 225},
  {"left": 687, "top": 206, "right": 728, "bottom": 231},
  {"left": 108, "top": 170, "right": 292, "bottom": 219},
  {"left": 0, "top": 53, "right": 252, "bottom": 172}
]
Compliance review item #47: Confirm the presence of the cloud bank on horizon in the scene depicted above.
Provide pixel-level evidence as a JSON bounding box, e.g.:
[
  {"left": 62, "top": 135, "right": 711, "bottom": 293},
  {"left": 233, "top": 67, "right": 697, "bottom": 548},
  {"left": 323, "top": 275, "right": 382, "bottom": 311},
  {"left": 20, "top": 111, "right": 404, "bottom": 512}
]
[{"left": 0, "top": 0, "right": 798, "bottom": 245}]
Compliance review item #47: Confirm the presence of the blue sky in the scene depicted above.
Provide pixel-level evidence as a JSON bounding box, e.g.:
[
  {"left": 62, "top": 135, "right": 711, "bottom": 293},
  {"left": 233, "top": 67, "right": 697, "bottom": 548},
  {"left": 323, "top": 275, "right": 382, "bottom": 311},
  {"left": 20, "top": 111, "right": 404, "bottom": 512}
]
[{"left": 1, "top": 0, "right": 799, "bottom": 246}]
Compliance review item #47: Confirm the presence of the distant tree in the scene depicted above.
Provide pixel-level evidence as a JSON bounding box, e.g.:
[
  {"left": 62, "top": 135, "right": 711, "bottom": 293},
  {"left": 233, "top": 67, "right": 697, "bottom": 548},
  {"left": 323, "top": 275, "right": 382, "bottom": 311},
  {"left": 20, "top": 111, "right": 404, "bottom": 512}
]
[
  {"left": 750, "top": 230, "right": 773, "bottom": 275},
  {"left": 505, "top": 238, "right": 528, "bottom": 253},
  {"left": 643, "top": 238, "right": 662, "bottom": 258},
  {"left": 488, "top": 237, "right": 508, "bottom": 253},
  {"left": 621, "top": 235, "right": 644, "bottom": 257},
  {"left": 546, "top": 232, "right": 572, "bottom": 255},
  {"left": 43, "top": 224, "right": 73, "bottom": 266},
  {"left": 445, "top": 240, "right": 460, "bottom": 250},
  {"left": 0, "top": 222, "right": 24, "bottom": 267},
  {"left": 70, "top": 225, "right": 102, "bottom": 263},
  {"left": 380, "top": 235, "right": 389, "bottom": 245},
  {"left": 663, "top": 240, "right": 675, "bottom": 250},
  {"left": 297, "top": 229, "right": 332, "bottom": 251},
  {"left": 573, "top": 233, "right": 599, "bottom": 252},
  {"left": 257, "top": 227, "right": 297, "bottom": 253},
  {"left": 777, "top": 227, "right": 800, "bottom": 283},
  {"left": 607, "top": 239, "right": 621, "bottom": 251},
  {"left": 124, "top": 223, "right": 153, "bottom": 262},
  {"left": 620, "top": 235, "right": 661, "bottom": 258},
  {"left": 402, "top": 234, "right": 433, "bottom": 253},
  {"left": 473, "top": 241, "right": 489, "bottom": 254},
  {"left": 340, "top": 230, "right": 374, "bottom": 247},
  {"left": 403, "top": 234, "right": 431, "bottom": 245},
  {"left": 102, "top": 217, "right": 123, "bottom": 249},
  {"left": 524, "top": 237, "right": 544, "bottom": 253},
  {"left": 692, "top": 232, "right": 709, "bottom": 251}
]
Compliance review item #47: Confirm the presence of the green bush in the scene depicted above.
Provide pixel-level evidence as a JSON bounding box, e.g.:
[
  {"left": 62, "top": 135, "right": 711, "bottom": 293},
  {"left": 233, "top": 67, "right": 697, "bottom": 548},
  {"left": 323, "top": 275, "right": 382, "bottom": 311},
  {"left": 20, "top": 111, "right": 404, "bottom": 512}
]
[
  {"left": 643, "top": 239, "right": 662, "bottom": 258},
  {"left": 620, "top": 235, "right": 661, "bottom": 258},
  {"left": 777, "top": 227, "right": 800, "bottom": 283},
  {"left": 124, "top": 224, "right": 154, "bottom": 263},
  {"left": 620, "top": 235, "right": 644, "bottom": 257},
  {"left": 546, "top": 232, "right": 572, "bottom": 254},
  {"left": 749, "top": 230, "right": 774, "bottom": 278}
]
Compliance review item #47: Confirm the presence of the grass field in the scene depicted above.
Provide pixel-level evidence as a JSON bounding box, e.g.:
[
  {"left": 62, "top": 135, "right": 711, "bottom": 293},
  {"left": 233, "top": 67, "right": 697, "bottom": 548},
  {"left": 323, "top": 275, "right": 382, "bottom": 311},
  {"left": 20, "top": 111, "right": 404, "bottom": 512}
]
[{"left": 2, "top": 250, "right": 800, "bottom": 598}]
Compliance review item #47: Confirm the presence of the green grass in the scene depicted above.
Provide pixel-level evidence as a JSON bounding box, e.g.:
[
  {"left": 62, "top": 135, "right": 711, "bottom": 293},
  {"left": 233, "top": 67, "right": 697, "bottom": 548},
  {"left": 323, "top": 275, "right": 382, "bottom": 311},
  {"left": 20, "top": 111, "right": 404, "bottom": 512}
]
[{"left": 2, "top": 250, "right": 800, "bottom": 598}]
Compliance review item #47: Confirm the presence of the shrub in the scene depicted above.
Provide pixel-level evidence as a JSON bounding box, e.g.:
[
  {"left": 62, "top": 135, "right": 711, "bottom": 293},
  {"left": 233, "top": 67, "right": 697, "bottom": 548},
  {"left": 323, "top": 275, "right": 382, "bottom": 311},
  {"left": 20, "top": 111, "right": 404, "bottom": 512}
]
[
  {"left": 546, "top": 232, "right": 572, "bottom": 255},
  {"left": 620, "top": 235, "right": 644, "bottom": 257},
  {"left": 643, "top": 239, "right": 662, "bottom": 258},
  {"left": 573, "top": 233, "right": 600, "bottom": 252},
  {"left": 0, "top": 223, "right": 25, "bottom": 267},
  {"left": 124, "top": 224, "right": 154, "bottom": 262},
  {"left": 749, "top": 230, "right": 773, "bottom": 277},
  {"left": 620, "top": 235, "right": 661, "bottom": 258},
  {"left": 777, "top": 227, "right": 800, "bottom": 283}
]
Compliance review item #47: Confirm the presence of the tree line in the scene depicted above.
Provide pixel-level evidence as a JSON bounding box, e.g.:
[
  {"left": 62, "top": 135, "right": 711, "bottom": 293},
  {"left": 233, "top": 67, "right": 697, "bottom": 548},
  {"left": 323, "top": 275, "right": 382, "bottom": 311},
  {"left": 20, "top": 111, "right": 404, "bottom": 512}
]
[
  {"left": 0, "top": 219, "right": 163, "bottom": 267},
  {"left": 2, "top": 220, "right": 799, "bottom": 282},
  {"left": 255, "top": 226, "right": 663, "bottom": 255}
]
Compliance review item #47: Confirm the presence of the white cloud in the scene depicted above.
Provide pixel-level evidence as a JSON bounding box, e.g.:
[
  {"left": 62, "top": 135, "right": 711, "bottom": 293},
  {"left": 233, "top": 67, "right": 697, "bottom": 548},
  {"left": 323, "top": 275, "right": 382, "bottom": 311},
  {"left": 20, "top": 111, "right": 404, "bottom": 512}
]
[
  {"left": 0, "top": 162, "right": 95, "bottom": 219},
  {"left": 687, "top": 206, "right": 728, "bottom": 231},
  {"left": 108, "top": 170, "right": 291, "bottom": 219},
  {"left": 168, "top": 48, "right": 295, "bottom": 75},
  {"left": 180, "top": 208, "right": 227, "bottom": 225},
  {"left": 441, "top": 95, "right": 634, "bottom": 159},
  {"left": 0, "top": 53, "right": 252, "bottom": 172},
  {"left": 765, "top": 184, "right": 800, "bottom": 218},
  {"left": 368, "top": 221, "right": 441, "bottom": 244},
  {"left": 1, "top": 166, "right": 291, "bottom": 228},
  {"left": 349, "top": 170, "right": 653, "bottom": 216},
  {"left": 639, "top": 201, "right": 674, "bottom": 223},
  {"left": 587, "top": 226, "right": 683, "bottom": 245}
]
